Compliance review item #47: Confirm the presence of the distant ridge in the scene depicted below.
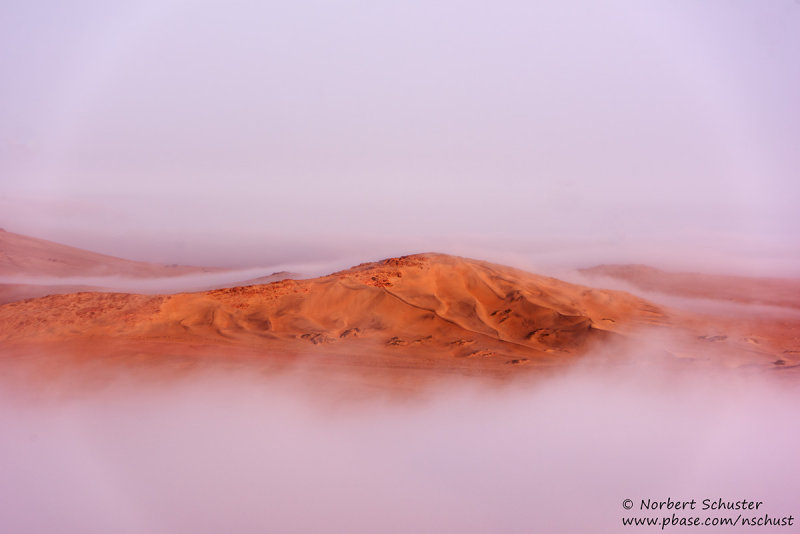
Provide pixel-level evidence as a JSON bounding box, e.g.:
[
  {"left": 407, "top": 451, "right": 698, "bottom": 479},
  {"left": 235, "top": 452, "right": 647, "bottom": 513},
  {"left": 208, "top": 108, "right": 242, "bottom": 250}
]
[
  {"left": 581, "top": 264, "right": 800, "bottom": 309},
  {"left": 0, "top": 228, "right": 218, "bottom": 278}
]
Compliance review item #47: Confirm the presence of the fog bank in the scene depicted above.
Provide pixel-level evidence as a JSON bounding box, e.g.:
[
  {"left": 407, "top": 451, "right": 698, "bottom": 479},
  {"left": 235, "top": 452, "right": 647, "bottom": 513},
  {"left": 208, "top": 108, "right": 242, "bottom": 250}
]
[{"left": 1, "top": 362, "right": 797, "bottom": 533}]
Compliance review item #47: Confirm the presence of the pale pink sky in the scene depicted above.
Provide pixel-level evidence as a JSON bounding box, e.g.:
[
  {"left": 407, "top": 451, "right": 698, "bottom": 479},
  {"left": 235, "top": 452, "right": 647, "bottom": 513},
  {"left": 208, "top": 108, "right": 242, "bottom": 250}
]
[{"left": 1, "top": 1, "right": 798, "bottom": 270}]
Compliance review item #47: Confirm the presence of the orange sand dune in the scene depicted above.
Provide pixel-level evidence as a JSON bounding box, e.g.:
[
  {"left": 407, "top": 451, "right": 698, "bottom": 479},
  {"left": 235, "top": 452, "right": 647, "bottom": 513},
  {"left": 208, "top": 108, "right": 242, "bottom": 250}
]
[
  {"left": 2, "top": 252, "right": 798, "bottom": 389},
  {"left": 0, "top": 254, "right": 661, "bottom": 384}
]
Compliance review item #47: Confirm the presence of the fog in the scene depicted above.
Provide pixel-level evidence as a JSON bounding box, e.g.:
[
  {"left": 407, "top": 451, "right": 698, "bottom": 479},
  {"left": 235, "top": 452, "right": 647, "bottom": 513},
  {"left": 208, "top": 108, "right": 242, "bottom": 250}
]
[
  {"left": 0, "top": 261, "right": 333, "bottom": 295},
  {"left": 561, "top": 271, "right": 800, "bottom": 320},
  {"left": 1, "top": 0, "right": 799, "bottom": 271},
  {"left": 1, "top": 359, "right": 798, "bottom": 534}
]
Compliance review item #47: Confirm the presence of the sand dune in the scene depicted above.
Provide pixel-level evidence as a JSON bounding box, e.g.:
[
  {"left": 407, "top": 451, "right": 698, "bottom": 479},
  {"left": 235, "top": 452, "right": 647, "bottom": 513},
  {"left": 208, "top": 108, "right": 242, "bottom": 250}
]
[
  {"left": 0, "top": 253, "right": 659, "bottom": 386},
  {"left": 2, "top": 250, "right": 798, "bottom": 389}
]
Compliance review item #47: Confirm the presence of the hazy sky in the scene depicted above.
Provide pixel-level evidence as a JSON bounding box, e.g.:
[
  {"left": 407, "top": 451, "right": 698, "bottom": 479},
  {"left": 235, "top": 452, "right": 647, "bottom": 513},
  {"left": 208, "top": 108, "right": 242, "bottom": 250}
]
[{"left": 1, "top": 0, "right": 798, "bottom": 268}]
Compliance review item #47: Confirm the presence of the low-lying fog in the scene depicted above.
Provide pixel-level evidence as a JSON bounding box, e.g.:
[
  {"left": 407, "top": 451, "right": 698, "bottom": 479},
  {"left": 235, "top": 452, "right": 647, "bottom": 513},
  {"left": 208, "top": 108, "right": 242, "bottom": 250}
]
[
  {"left": 1, "top": 360, "right": 797, "bottom": 534},
  {"left": 0, "top": 260, "right": 340, "bottom": 294},
  {"left": 6, "top": 239, "right": 800, "bottom": 301}
]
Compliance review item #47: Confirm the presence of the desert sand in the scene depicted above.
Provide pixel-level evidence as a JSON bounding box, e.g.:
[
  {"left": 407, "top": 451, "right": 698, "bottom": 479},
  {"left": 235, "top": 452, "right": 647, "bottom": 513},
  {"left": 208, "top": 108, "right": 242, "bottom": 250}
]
[{"left": 1, "top": 234, "right": 798, "bottom": 392}]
